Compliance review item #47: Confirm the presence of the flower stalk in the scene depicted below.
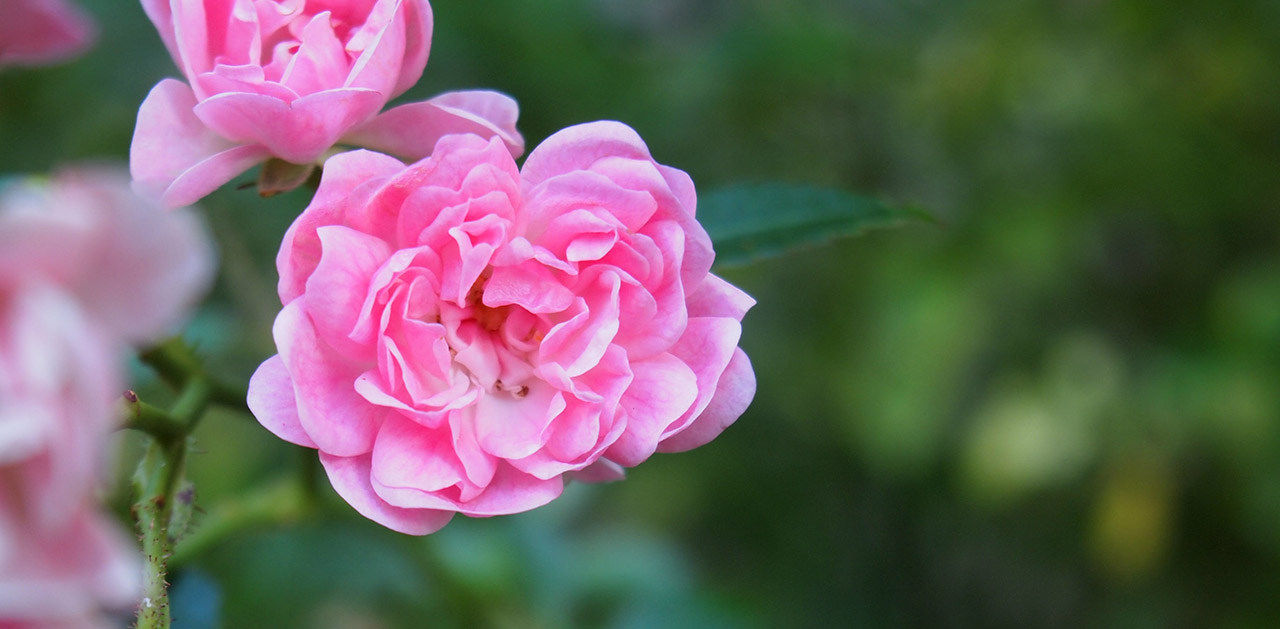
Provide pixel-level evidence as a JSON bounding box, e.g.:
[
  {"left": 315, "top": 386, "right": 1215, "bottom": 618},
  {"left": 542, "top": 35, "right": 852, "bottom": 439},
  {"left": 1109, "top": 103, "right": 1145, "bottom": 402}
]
[{"left": 128, "top": 339, "right": 222, "bottom": 629}]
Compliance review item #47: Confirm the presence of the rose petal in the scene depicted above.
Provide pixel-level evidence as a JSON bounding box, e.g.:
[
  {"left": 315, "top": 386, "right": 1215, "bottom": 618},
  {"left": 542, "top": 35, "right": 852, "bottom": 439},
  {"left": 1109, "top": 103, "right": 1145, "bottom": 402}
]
[
  {"left": 279, "top": 149, "right": 406, "bottom": 302},
  {"left": 247, "top": 354, "right": 317, "bottom": 448},
  {"left": 686, "top": 273, "right": 756, "bottom": 321},
  {"left": 305, "top": 225, "right": 393, "bottom": 358},
  {"left": 274, "top": 298, "right": 381, "bottom": 456},
  {"left": 194, "top": 88, "right": 385, "bottom": 164},
  {"left": 659, "top": 348, "right": 755, "bottom": 452},
  {"left": 520, "top": 121, "right": 653, "bottom": 188},
  {"left": 657, "top": 317, "right": 741, "bottom": 439},
  {"left": 343, "top": 90, "right": 525, "bottom": 162},
  {"left": 605, "top": 352, "right": 699, "bottom": 467},
  {"left": 373, "top": 461, "right": 563, "bottom": 517},
  {"left": 320, "top": 453, "right": 454, "bottom": 535},
  {"left": 370, "top": 414, "right": 465, "bottom": 493},
  {"left": 130, "top": 79, "right": 271, "bottom": 208},
  {"left": 0, "top": 0, "right": 96, "bottom": 67}
]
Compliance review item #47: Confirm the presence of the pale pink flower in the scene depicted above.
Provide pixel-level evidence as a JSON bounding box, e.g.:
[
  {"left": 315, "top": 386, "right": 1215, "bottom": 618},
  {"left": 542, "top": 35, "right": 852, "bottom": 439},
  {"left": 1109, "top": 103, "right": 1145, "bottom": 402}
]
[
  {"left": 131, "top": 0, "right": 524, "bottom": 208},
  {"left": 248, "top": 122, "right": 756, "bottom": 534},
  {"left": 0, "top": 167, "right": 216, "bottom": 624},
  {"left": 0, "top": 0, "right": 96, "bottom": 68},
  {"left": 0, "top": 167, "right": 216, "bottom": 344},
  {"left": 0, "top": 289, "right": 138, "bottom": 629}
]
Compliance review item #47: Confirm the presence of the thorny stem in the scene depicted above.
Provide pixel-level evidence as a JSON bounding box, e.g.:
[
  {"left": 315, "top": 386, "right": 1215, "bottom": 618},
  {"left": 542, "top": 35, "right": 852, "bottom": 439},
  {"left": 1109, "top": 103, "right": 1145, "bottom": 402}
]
[
  {"left": 134, "top": 435, "right": 188, "bottom": 629},
  {"left": 129, "top": 339, "right": 221, "bottom": 629}
]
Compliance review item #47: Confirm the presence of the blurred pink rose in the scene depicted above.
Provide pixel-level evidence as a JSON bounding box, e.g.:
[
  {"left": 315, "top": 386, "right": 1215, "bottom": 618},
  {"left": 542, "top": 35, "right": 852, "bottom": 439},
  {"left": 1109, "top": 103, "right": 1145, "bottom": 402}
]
[
  {"left": 0, "top": 289, "right": 138, "bottom": 629},
  {"left": 0, "top": 167, "right": 216, "bottom": 623},
  {"left": 248, "top": 122, "right": 755, "bottom": 534},
  {"left": 0, "top": 167, "right": 216, "bottom": 344},
  {"left": 131, "top": 0, "right": 524, "bottom": 208},
  {"left": 0, "top": 0, "right": 96, "bottom": 68}
]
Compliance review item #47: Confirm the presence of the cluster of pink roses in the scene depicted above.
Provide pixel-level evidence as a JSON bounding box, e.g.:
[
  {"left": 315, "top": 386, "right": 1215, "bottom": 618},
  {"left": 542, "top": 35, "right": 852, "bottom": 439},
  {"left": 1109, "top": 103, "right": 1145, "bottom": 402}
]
[
  {"left": 3, "top": 1, "right": 755, "bottom": 620},
  {"left": 0, "top": 169, "right": 214, "bottom": 627}
]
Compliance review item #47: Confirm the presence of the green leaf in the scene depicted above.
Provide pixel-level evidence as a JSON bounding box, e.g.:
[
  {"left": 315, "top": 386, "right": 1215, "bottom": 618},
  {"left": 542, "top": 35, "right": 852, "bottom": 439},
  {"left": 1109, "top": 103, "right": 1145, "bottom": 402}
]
[{"left": 697, "top": 183, "right": 929, "bottom": 267}]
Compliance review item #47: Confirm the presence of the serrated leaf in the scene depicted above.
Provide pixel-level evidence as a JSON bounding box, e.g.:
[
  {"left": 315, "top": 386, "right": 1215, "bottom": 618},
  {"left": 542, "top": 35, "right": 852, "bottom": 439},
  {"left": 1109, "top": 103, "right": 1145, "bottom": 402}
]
[{"left": 697, "top": 183, "right": 927, "bottom": 267}]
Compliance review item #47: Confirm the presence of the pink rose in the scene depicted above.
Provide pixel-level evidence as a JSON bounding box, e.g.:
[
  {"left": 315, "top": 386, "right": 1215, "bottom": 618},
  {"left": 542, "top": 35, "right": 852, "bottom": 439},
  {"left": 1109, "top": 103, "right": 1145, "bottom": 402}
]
[
  {"left": 0, "top": 0, "right": 96, "bottom": 68},
  {"left": 131, "top": 0, "right": 524, "bottom": 208},
  {"left": 0, "top": 167, "right": 215, "bottom": 623},
  {"left": 0, "top": 167, "right": 216, "bottom": 345},
  {"left": 0, "top": 289, "right": 138, "bottom": 628},
  {"left": 248, "top": 122, "right": 756, "bottom": 534}
]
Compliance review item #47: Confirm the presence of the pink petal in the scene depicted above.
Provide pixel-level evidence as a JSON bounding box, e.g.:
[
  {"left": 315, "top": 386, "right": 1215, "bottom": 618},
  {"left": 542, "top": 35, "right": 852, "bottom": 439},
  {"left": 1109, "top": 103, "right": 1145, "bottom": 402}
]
[
  {"left": 656, "top": 317, "right": 741, "bottom": 440},
  {"left": 373, "top": 461, "right": 563, "bottom": 517},
  {"left": 344, "top": 0, "right": 414, "bottom": 97},
  {"left": 686, "top": 273, "right": 756, "bottom": 321},
  {"left": 279, "top": 11, "right": 350, "bottom": 95},
  {"left": 274, "top": 298, "right": 381, "bottom": 456},
  {"left": 483, "top": 261, "right": 575, "bottom": 314},
  {"left": 198, "top": 63, "right": 300, "bottom": 101},
  {"left": 658, "top": 164, "right": 697, "bottom": 217},
  {"left": 520, "top": 121, "right": 653, "bottom": 189},
  {"left": 447, "top": 409, "right": 498, "bottom": 489},
  {"left": 62, "top": 169, "right": 215, "bottom": 344},
  {"left": 278, "top": 149, "right": 406, "bottom": 302},
  {"left": 611, "top": 224, "right": 688, "bottom": 359},
  {"left": 370, "top": 414, "right": 465, "bottom": 493},
  {"left": 320, "top": 453, "right": 454, "bottom": 535},
  {"left": 538, "top": 272, "right": 622, "bottom": 377},
  {"left": 130, "top": 79, "right": 271, "bottom": 208},
  {"left": 510, "top": 347, "right": 633, "bottom": 480},
  {"left": 523, "top": 171, "right": 657, "bottom": 238},
  {"left": 0, "top": 505, "right": 141, "bottom": 618},
  {"left": 659, "top": 348, "right": 755, "bottom": 453},
  {"left": 389, "top": 0, "right": 432, "bottom": 98},
  {"left": 194, "top": 88, "right": 385, "bottom": 164},
  {"left": 589, "top": 156, "right": 713, "bottom": 288},
  {"left": 304, "top": 225, "right": 392, "bottom": 358},
  {"left": 167, "top": 0, "right": 214, "bottom": 90},
  {"left": 473, "top": 384, "right": 565, "bottom": 460},
  {"left": 0, "top": 0, "right": 96, "bottom": 67},
  {"left": 162, "top": 143, "right": 272, "bottom": 209},
  {"left": 247, "top": 354, "right": 317, "bottom": 448},
  {"left": 343, "top": 90, "right": 524, "bottom": 161},
  {"left": 605, "top": 352, "right": 699, "bottom": 467}
]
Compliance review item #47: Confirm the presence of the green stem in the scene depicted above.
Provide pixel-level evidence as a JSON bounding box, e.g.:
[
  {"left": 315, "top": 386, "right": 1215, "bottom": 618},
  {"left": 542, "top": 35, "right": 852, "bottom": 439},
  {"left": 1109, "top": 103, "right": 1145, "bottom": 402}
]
[
  {"left": 122, "top": 393, "right": 184, "bottom": 446},
  {"left": 134, "top": 436, "right": 188, "bottom": 629},
  {"left": 139, "top": 338, "right": 249, "bottom": 415},
  {"left": 132, "top": 376, "right": 210, "bottom": 629}
]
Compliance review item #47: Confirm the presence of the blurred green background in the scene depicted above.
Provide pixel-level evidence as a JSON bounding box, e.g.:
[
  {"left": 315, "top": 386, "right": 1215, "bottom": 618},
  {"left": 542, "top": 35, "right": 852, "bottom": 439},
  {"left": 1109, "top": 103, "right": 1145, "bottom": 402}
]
[{"left": 4, "top": 0, "right": 1280, "bottom": 626}]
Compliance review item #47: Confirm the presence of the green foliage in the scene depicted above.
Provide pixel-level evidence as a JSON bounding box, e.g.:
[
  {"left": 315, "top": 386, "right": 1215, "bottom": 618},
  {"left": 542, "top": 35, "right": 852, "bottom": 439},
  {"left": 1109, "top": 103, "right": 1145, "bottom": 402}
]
[{"left": 699, "top": 183, "right": 926, "bottom": 268}]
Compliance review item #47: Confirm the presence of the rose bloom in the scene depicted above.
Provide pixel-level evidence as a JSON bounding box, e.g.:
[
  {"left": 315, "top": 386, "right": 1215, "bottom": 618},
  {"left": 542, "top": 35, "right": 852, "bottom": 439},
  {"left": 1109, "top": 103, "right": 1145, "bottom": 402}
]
[
  {"left": 0, "top": 167, "right": 215, "bottom": 345},
  {"left": 0, "top": 0, "right": 96, "bottom": 68},
  {"left": 249, "top": 122, "right": 756, "bottom": 534},
  {"left": 0, "top": 167, "right": 215, "bottom": 624},
  {"left": 132, "top": 0, "right": 524, "bottom": 208},
  {"left": 0, "top": 288, "right": 138, "bottom": 629}
]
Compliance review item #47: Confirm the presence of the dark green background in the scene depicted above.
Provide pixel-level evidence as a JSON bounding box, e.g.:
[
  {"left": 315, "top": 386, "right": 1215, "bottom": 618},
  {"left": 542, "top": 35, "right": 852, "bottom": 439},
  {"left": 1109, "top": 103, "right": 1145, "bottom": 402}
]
[{"left": 3, "top": 0, "right": 1279, "bottom": 626}]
